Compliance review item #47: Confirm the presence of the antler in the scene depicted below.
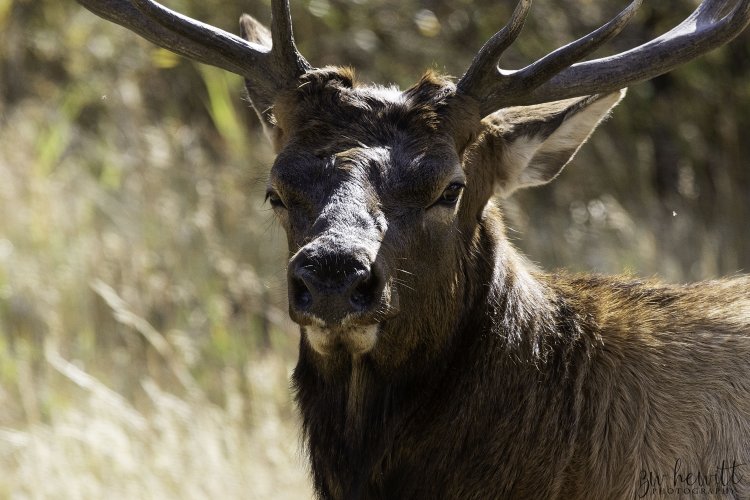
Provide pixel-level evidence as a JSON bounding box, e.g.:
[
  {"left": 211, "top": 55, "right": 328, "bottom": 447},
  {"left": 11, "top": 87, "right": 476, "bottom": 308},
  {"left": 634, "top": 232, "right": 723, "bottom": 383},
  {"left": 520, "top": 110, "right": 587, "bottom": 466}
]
[
  {"left": 458, "top": 0, "right": 750, "bottom": 117},
  {"left": 76, "top": 0, "right": 312, "bottom": 113}
]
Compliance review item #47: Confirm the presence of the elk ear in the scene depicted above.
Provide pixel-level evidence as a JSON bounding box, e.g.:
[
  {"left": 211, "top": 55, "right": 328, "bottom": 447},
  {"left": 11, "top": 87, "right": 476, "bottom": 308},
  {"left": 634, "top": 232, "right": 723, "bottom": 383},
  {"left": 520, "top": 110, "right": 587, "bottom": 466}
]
[
  {"left": 491, "top": 90, "right": 625, "bottom": 197},
  {"left": 239, "top": 14, "right": 280, "bottom": 143},
  {"left": 239, "top": 13, "right": 272, "bottom": 48}
]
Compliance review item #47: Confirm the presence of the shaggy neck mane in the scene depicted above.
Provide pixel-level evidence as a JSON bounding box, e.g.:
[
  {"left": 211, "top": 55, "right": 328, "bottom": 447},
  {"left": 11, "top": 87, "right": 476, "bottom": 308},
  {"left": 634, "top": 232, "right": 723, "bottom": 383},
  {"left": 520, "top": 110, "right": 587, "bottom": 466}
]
[
  {"left": 490, "top": 240, "right": 574, "bottom": 365},
  {"left": 292, "top": 218, "right": 589, "bottom": 497}
]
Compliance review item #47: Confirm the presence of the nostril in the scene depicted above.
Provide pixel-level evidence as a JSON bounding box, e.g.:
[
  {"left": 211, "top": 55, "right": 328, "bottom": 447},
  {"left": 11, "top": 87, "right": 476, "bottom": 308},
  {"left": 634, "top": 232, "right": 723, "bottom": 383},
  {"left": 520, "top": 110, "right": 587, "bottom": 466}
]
[
  {"left": 290, "top": 247, "right": 384, "bottom": 321},
  {"left": 350, "top": 269, "right": 379, "bottom": 310},
  {"left": 292, "top": 275, "right": 313, "bottom": 311}
]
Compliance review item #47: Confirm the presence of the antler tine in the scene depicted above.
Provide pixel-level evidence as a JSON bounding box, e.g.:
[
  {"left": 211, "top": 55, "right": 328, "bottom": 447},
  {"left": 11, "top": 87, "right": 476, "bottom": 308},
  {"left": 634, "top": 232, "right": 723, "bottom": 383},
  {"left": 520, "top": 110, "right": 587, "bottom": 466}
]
[
  {"left": 515, "top": 0, "right": 641, "bottom": 94},
  {"left": 459, "top": 0, "right": 750, "bottom": 117},
  {"left": 659, "top": 0, "right": 746, "bottom": 42},
  {"left": 528, "top": 0, "right": 750, "bottom": 104},
  {"left": 270, "top": 0, "right": 312, "bottom": 74},
  {"left": 461, "top": 0, "right": 641, "bottom": 116},
  {"left": 457, "top": 0, "right": 532, "bottom": 97}
]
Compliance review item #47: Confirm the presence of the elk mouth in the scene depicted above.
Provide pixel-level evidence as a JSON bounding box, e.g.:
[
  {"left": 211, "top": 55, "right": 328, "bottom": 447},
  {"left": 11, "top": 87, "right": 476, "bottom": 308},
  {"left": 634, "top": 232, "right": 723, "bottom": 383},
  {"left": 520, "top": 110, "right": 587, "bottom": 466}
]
[
  {"left": 298, "top": 280, "right": 400, "bottom": 356},
  {"left": 304, "top": 322, "right": 381, "bottom": 356}
]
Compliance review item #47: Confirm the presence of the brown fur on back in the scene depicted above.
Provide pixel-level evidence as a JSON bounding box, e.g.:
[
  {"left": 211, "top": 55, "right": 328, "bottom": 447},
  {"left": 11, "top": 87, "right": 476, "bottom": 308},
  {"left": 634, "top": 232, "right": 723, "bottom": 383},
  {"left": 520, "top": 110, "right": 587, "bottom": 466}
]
[{"left": 551, "top": 274, "right": 750, "bottom": 498}]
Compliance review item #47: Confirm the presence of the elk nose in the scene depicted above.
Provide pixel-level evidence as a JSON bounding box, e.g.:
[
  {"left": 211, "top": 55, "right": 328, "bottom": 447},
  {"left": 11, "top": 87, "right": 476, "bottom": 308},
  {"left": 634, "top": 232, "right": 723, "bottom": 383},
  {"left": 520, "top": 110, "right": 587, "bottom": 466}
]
[{"left": 288, "top": 249, "right": 381, "bottom": 325}]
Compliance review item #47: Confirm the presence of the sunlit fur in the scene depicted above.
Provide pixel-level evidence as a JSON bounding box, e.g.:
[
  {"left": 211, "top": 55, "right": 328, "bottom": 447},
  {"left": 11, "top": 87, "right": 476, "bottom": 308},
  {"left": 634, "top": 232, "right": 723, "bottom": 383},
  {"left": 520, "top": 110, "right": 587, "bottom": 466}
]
[{"left": 251, "top": 52, "right": 750, "bottom": 500}]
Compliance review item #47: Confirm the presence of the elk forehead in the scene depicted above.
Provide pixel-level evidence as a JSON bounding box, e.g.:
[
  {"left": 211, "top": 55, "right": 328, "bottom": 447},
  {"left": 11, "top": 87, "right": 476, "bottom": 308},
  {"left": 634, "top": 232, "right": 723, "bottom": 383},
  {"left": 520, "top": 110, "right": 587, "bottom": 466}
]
[
  {"left": 269, "top": 71, "right": 467, "bottom": 221},
  {"left": 273, "top": 70, "right": 462, "bottom": 149}
]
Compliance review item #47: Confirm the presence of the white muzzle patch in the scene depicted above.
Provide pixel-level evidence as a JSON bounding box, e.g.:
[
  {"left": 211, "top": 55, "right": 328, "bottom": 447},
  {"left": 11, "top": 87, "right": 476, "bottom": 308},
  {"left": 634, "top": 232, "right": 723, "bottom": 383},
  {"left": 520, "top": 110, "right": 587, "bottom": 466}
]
[{"left": 305, "top": 322, "right": 379, "bottom": 355}]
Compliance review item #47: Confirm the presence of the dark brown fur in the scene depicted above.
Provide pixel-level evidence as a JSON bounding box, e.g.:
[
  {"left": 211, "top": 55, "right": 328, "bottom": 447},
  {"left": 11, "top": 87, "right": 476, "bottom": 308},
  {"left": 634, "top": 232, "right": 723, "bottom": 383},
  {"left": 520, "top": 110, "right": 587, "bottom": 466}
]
[{"left": 254, "top": 67, "right": 750, "bottom": 499}]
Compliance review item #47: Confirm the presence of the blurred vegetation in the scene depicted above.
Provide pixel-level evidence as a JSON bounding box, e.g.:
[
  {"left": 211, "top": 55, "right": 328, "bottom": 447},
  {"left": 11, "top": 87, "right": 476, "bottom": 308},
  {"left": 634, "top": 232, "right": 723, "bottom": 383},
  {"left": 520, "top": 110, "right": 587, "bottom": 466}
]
[{"left": 0, "top": 0, "right": 748, "bottom": 497}]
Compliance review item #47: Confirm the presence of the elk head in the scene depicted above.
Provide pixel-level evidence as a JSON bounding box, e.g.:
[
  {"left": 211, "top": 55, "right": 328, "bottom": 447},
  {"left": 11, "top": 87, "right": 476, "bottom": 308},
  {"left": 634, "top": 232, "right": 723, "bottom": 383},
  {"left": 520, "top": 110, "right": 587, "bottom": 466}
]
[{"left": 77, "top": 0, "right": 750, "bottom": 374}]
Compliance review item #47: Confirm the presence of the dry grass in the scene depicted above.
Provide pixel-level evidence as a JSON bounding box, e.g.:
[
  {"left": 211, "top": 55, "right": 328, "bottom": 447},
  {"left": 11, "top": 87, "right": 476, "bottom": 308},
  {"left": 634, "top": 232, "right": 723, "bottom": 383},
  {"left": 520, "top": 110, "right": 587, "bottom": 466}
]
[
  {"left": 1, "top": 349, "right": 310, "bottom": 499},
  {"left": 0, "top": 6, "right": 311, "bottom": 495}
]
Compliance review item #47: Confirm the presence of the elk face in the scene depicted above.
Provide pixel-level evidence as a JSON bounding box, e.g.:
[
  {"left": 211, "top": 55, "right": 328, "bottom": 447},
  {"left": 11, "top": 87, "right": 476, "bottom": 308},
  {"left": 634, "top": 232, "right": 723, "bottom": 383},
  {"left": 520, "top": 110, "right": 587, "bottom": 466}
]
[
  {"left": 266, "top": 72, "right": 472, "bottom": 359},
  {"left": 264, "top": 68, "right": 627, "bottom": 361}
]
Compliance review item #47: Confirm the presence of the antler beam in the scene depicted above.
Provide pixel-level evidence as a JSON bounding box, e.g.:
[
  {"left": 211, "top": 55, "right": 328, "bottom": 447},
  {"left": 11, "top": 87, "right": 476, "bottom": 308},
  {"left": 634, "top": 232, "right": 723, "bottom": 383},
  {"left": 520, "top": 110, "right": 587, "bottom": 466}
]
[
  {"left": 458, "top": 0, "right": 750, "bottom": 116},
  {"left": 76, "top": 0, "right": 311, "bottom": 103}
]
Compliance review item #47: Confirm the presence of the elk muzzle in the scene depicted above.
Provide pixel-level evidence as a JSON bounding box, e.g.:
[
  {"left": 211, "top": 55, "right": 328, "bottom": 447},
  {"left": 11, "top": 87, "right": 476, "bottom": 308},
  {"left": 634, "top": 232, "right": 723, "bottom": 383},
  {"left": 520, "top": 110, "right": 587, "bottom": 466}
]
[{"left": 287, "top": 234, "right": 398, "bottom": 355}]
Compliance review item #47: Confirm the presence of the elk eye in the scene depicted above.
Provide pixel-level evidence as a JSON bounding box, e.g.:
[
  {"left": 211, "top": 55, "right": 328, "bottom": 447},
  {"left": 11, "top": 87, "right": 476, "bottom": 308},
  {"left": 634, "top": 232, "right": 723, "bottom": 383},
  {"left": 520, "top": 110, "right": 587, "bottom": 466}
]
[
  {"left": 266, "top": 189, "right": 286, "bottom": 209},
  {"left": 436, "top": 182, "right": 465, "bottom": 207}
]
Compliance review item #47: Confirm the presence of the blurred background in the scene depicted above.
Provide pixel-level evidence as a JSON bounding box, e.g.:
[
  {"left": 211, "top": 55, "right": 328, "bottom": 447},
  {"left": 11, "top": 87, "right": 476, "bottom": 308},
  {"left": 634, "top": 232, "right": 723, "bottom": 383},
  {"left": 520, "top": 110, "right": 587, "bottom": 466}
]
[{"left": 0, "top": 0, "right": 748, "bottom": 497}]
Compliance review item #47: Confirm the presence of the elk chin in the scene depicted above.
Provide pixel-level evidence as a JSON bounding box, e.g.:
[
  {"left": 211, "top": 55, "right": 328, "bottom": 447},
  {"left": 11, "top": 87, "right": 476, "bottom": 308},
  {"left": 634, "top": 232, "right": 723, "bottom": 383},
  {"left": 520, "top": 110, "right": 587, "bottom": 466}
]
[{"left": 304, "top": 323, "right": 380, "bottom": 356}]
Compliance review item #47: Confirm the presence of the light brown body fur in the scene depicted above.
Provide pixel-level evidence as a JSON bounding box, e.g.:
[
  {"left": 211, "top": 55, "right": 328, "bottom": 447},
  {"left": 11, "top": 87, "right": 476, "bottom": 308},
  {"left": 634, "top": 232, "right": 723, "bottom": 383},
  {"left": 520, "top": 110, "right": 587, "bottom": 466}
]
[{"left": 553, "top": 273, "right": 750, "bottom": 498}]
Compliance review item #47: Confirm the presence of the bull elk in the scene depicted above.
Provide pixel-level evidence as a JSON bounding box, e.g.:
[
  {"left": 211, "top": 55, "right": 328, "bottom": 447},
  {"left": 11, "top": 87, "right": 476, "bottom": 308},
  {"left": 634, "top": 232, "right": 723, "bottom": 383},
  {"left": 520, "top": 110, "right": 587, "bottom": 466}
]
[{"left": 77, "top": 0, "right": 750, "bottom": 498}]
